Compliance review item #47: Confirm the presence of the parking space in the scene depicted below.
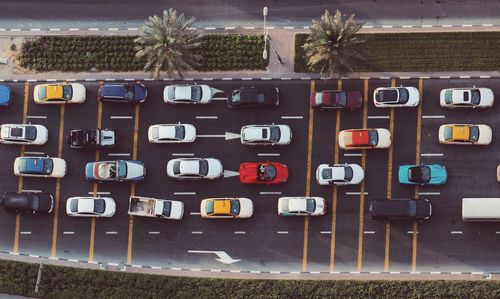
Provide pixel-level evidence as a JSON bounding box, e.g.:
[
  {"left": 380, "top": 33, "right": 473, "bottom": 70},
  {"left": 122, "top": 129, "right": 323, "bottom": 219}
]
[{"left": 0, "top": 78, "right": 500, "bottom": 273}]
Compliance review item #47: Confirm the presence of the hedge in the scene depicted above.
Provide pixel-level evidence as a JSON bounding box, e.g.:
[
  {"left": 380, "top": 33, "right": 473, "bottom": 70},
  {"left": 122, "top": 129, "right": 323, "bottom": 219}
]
[
  {"left": 17, "top": 35, "right": 268, "bottom": 73},
  {"left": 1, "top": 259, "right": 500, "bottom": 299},
  {"left": 295, "top": 32, "right": 500, "bottom": 73}
]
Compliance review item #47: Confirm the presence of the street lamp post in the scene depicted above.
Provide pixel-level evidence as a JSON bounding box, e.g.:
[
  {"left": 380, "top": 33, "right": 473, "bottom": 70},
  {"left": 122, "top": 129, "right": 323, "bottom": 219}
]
[{"left": 262, "top": 6, "right": 268, "bottom": 60}]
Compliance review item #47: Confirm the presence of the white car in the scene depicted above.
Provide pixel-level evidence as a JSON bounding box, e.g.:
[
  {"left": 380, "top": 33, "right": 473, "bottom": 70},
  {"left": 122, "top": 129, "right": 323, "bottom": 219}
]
[
  {"left": 0, "top": 124, "right": 48, "bottom": 145},
  {"left": 438, "top": 124, "right": 492, "bottom": 145},
  {"left": 278, "top": 197, "right": 326, "bottom": 216},
  {"left": 316, "top": 163, "right": 364, "bottom": 185},
  {"left": 33, "top": 83, "right": 86, "bottom": 104},
  {"left": 163, "top": 84, "right": 220, "bottom": 104},
  {"left": 148, "top": 123, "right": 196, "bottom": 143},
  {"left": 240, "top": 124, "right": 292, "bottom": 146},
  {"left": 166, "top": 158, "right": 223, "bottom": 180},
  {"left": 66, "top": 197, "right": 116, "bottom": 217},
  {"left": 440, "top": 87, "right": 494, "bottom": 108},
  {"left": 373, "top": 86, "right": 420, "bottom": 107},
  {"left": 14, "top": 156, "right": 67, "bottom": 178},
  {"left": 200, "top": 198, "right": 254, "bottom": 218}
]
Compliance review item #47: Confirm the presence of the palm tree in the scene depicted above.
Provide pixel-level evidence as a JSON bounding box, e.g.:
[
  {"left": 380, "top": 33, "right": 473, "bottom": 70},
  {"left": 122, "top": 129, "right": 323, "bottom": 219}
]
[
  {"left": 303, "top": 10, "right": 367, "bottom": 78},
  {"left": 134, "top": 8, "right": 201, "bottom": 78}
]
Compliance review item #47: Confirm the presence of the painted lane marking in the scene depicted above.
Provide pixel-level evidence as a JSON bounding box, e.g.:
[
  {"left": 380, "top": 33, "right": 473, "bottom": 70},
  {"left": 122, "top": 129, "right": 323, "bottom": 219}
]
[
  {"left": 23, "top": 151, "right": 44, "bottom": 155},
  {"left": 106, "top": 231, "right": 118, "bottom": 235},
  {"left": 196, "top": 116, "right": 218, "bottom": 119},
  {"left": 451, "top": 231, "right": 463, "bottom": 234},
  {"left": 63, "top": 231, "right": 74, "bottom": 235},
  {"left": 20, "top": 232, "right": 31, "bottom": 235},
  {"left": 421, "top": 153, "right": 444, "bottom": 157},
  {"left": 110, "top": 116, "right": 132, "bottom": 119},
  {"left": 495, "top": 231, "right": 500, "bottom": 234},
  {"left": 407, "top": 231, "right": 418, "bottom": 234},
  {"left": 191, "top": 231, "right": 203, "bottom": 234},
  {"left": 320, "top": 231, "right": 331, "bottom": 234},
  {"left": 277, "top": 231, "right": 289, "bottom": 234},
  {"left": 87, "top": 191, "right": 110, "bottom": 195},
  {"left": 281, "top": 116, "right": 304, "bottom": 119},
  {"left": 344, "top": 153, "right": 362, "bottom": 157},
  {"left": 190, "top": 212, "right": 201, "bottom": 215},
  {"left": 174, "top": 192, "right": 196, "bottom": 195},
  {"left": 148, "top": 231, "right": 160, "bottom": 235},
  {"left": 418, "top": 192, "right": 440, "bottom": 195},
  {"left": 172, "top": 153, "right": 195, "bottom": 157},
  {"left": 234, "top": 231, "right": 246, "bottom": 234},
  {"left": 26, "top": 116, "right": 47, "bottom": 119},
  {"left": 212, "top": 97, "right": 228, "bottom": 101},
  {"left": 258, "top": 153, "right": 280, "bottom": 157},
  {"left": 259, "top": 191, "right": 282, "bottom": 195},
  {"left": 21, "top": 189, "right": 41, "bottom": 193},
  {"left": 367, "top": 115, "right": 389, "bottom": 119},
  {"left": 108, "top": 153, "right": 130, "bottom": 157},
  {"left": 346, "top": 192, "right": 368, "bottom": 195},
  {"left": 127, "top": 28, "right": 139, "bottom": 31},
  {"left": 422, "top": 115, "right": 445, "bottom": 119},
  {"left": 364, "top": 231, "right": 376, "bottom": 234}
]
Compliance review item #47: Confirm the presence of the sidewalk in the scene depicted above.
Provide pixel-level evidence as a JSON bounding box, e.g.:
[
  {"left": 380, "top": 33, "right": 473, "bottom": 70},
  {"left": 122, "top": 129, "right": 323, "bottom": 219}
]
[{"left": 1, "top": 25, "right": 500, "bottom": 81}]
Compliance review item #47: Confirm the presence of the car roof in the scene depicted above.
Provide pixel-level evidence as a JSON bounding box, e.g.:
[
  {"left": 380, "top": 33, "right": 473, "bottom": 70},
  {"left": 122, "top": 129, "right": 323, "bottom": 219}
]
[
  {"left": 370, "top": 199, "right": 410, "bottom": 216},
  {"left": 0, "top": 85, "right": 11, "bottom": 104},
  {"left": 350, "top": 130, "right": 370, "bottom": 145},
  {"left": 213, "top": 199, "right": 231, "bottom": 214},
  {"left": 100, "top": 84, "right": 126, "bottom": 96},
  {"left": 3, "top": 193, "right": 35, "bottom": 209},
  {"left": 451, "top": 125, "right": 470, "bottom": 140},
  {"left": 23, "top": 157, "right": 45, "bottom": 172}
]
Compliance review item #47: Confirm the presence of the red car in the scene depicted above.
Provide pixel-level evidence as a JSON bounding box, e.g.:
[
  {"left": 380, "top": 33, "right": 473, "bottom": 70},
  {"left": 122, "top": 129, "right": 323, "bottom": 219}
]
[
  {"left": 310, "top": 90, "right": 362, "bottom": 110},
  {"left": 239, "top": 162, "right": 288, "bottom": 184}
]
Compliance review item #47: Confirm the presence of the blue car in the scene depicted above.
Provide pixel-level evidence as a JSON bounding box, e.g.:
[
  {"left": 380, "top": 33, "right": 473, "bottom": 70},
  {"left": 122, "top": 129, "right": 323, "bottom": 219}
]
[
  {"left": 98, "top": 83, "right": 147, "bottom": 103},
  {"left": 0, "top": 85, "right": 12, "bottom": 108},
  {"left": 398, "top": 164, "right": 447, "bottom": 185}
]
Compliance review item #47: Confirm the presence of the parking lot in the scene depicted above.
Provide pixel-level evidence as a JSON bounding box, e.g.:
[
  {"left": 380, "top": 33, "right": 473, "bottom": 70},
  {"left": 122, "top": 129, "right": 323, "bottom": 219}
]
[{"left": 0, "top": 78, "right": 499, "bottom": 273}]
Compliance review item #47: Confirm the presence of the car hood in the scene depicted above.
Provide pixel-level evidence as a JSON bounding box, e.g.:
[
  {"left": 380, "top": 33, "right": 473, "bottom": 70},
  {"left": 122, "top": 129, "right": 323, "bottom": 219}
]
[
  {"left": 428, "top": 165, "right": 447, "bottom": 184},
  {"left": 0, "top": 85, "right": 12, "bottom": 105},
  {"left": 133, "top": 84, "right": 147, "bottom": 101},
  {"left": 70, "top": 83, "right": 86, "bottom": 103},
  {"left": 477, "top": 125, "right": 492, "bottom": 144},
  {"left": 168, "top": 201, "right": 184, "bottom": 219},
  {"left": 125, "top": 161, "right": 146, "bottom": 179},
  {"left": 51, "top": 158, "right": 67, "bottom": 178},
  {"left": 277, "top": 125, "right": 292, "bottom": 144},
  {"left": 238, "top": 198, "right": 254, "bottom": 218},
  {"left": 479, "top": 88, "right": 494, "bottom": 106},
  {"left": 37, "top": 193, "right": 54, "bottom": 213}
]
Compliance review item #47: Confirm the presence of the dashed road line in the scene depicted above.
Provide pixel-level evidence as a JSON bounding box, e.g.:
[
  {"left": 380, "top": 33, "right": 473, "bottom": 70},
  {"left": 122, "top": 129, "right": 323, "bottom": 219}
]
[
  {"left": 277, "top": 231, "right": 289, "bottom": 234},
  {"left": 174, "top": 192, "right": 196, "bottom": 195},
  {"left": 108, "top": 153, "right": 130, "bottom": 157},
  {"left": 21, "top": 189, "right": 41, "bottom": 193},
  {"left": 422, "top": 115, "right": 445, "bottom": 119},
  {"left": 190, "top": 212, "right": 201, "bottom": 215},
  {"left": 259, "top": 191, "right": 282, "bottom": 195},
  {"left": 367, "top": 115, "right": 389, "bottom": 119},
  {"left": 195, "top": 116, "right": 218, "bottom": 119},
  {"left": 258, "top": 153, "right": 280, "bottom": 157},
  {"left": 110, "top": 116, "right": 132, "bottom": 119},
  {"left": 23, "top": 151, "right": 44, "bottom": 155},
  {"left": 106, "top": 231, "right": 118, "bottom": 235},
  {"left": 62, "top": 231, "right": 75, "bottom": 235},
  {"left": 364, "top": 231, "right": 376, "bottom": 234},
  {"left": 234, "top": 231, "right": 246, "bottom": 234},
  {"left": 320, "top": 231, "right": 331, "bottom": 235},
  {"left": 20, "top": 232, "right": 31, "bottom": 235},
  {"left": 87, "top": 191, "right": 110, "bottom": 195},
  {"left": 26, "top": 115, "right": 47, "bottom": 119},
  {"left": 344, "top": 153, "right": 362, "bottom": 157},
  {"left": 418, "top": 192, "right": 440, "bottom": 195},
  {"left": 281, "top": 116, "right": 304, "bottom": 119},
  {"left": 172, "top": 153, "right": 195, "bottom": 157},
  {"left": 148, "top": 232, "right": 160, "bottom": 235},
  {"left": 346, "top": 192, "right": 368, "bottom": 195},
  {"left": 421, "top": 153, "right": 444, "bottom": 157},
  {"left": 451, "top": 231, "right": 463, "bottom": 234},
  {"left": 191, "top": 231, "right": 203, "bottom": 234}
]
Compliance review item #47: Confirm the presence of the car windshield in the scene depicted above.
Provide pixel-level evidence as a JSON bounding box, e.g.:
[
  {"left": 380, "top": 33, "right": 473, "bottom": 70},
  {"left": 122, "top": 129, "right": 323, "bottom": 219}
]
[
  {"left": 269, "top": 127, "right": 281, "bottom": 142},
  {"left": 116, "top": 161, "right": 127, "bottom": 178},
  {"left": 258, "top": 164, "right": 276, "bottom": 181},
  {"left": 175, "top": 125, "right": 186, "bottom": 140},
  {"left": 231, "top": 90, "right": 241, "bottom": 103},
  {"left": 344, "top": 166, "right": 353, "bottom": 181},
  {"left": 191, "top": 86, "right": 202, "bottom": 101},
  {"left": 172, "top": 161, "right": 181, "bottom": 175},
  {"left": 31, "top": 195, "right": 39, "bottom": 210},
  {"left": 471, "top": 89, "right": 481, "bottom": 105},
  {"left": 230, "top": 200, "right": 241, "bottom": 215},
  {"left": 38, "top": 86, "right": 47, "bottom": 100},
  {"left": 206, "top": 201, "right": 214, "bottom": 214},
  {"left": 409, "top": 166, "right": 430, "bottom": 183},
  {"left": 469, "top": 126, "right": 479, "bottom": 142},
  {"left": 62, "top": 85, "right": 73, "bottom": 100},
  {"left": 443, "top": 126, "right": 453, "bottom": 140},
  {"left": 70, "top": 198, "right": 79, "bottom": 212},
  {"left": 398, "top": 88, "right": 409, "bottom": 103},
  {"left": 93, "top": 199, "right": 106, "bottom": 214},
  {"left": 199, "top": 160, "right": 209, "bottom": 176},
  {"left": 408, "top": 201, "right": 417, "bottom": 217},
  {"left": 151, "top": 127, "right": 159, "bottom": 139},
  {"left": 444, "top": 90, "right": 453, "bottom": 104},
  {"left": 124, "top": 84, "right": 134, "bottom": 100},
  {"left": 24, "top": 126, "right": 37, "bottom": 141},
  {"left": 306, "top": 198, "right": 316, "bottom": 213},
  {"left": 314, "top": 93, "right": 323, "bottom": 105},
  {"left": 162, "top": 201, "right": 172, "bottom": 217},
  {"left": 337, "top": 91, "right": 347, "bottom": 106},
  {"left": 368, "top": 130, "right": 379, "bottom": 145}
]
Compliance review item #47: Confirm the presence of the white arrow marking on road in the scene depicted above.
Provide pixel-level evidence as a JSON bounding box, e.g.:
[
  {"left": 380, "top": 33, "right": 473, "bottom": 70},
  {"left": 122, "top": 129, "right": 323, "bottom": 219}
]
[
  {"left": 197, "top": 132, "right": 240, "bottom": 140},
  {"left": 223, "top": 170, "right": 240, "bottom": 178},
  {"left": 188, "top": 250, "right": 241, "bottom": 264}
]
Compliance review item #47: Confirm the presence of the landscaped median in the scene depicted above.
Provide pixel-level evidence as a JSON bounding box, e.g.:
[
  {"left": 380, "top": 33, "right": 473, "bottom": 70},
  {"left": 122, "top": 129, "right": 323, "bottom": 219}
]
[
  {"left": 295, "top": 32, "right": 500, "bottom": 73},
  {"left": 17, "top": 35, "right": 268, "bottom": 72},
  {"left": 1, "top": 259, "right": 500, "bottom": 298}
]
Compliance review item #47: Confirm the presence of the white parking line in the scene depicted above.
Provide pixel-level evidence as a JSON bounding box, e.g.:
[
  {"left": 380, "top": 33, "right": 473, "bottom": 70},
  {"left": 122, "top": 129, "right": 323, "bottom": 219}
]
[
  {"left": 24, "top": 151, "right": 44, "bottom": 155},
  {"left": 422, "top": 115, "right": 445, "bottom": 119},
  {"left": 63, "top": 231, "right": 75, "bottom": 235},
  {"left": 21, "top": 189, "right": 41, "bottom": 193},
  {"left": 364, "top": 231, "right": 376, "bottom": 234},
  {"left": 190, "top": 212, "right": 201, "bottom": 215},
  {"left": 277, "top": 231, "right": 289, "bottom": 234},
  {"left": 407, "top": 231, "right": 418, "bottom": 234},
  {"left": 258, "top": 153, "right": 280, "bottom": 157},
  {"left": 87, "top": 191, "right": 111, "bottom": 195},
  {"left": 172, "top": 153, "right": 195, "bottom": 157},
  {"left": 108, "top": 153, "right": 130, "bottom": 157},
  {"left": 418, "top": 192, "right": 440, "bottom": 195},
  {"left": 174, "top": 192, "right": 196, "bottom": 195},
  {"left": 346, "top": 192, "right": 368, "bottom": 195},
  {"left": 495, "top": 231, "right": 500, "bottom": 234},
  {"left": 234, "top": 231, "right": 246, "bottom": 234},
  {"left": 191, "top": 231, "right": 203, "bottom": 234},
  {"left": 259, "top": 192, "right": 282, "bottom": 195},
  {"left": 20, "top": 232, "right": 31, "bottom": 235},
  {"left": 26, "top": 116, "right": 47, "bottom": 119},
  {"left": 148, "top": 231, "right": 160, "bottom": 235},
  {"left": 344, "top": 153, "right": 362, "bottom": 157},
  {"left": 451, "top": 231, "right": 463, "bottom": 234},
  {"left": 212, "top": 97, "right": 228, "bottom": 101},
  {"left": 281, "top": 116, "right": 304, "bottom": 119},
  {"left": 421, "top": 153, "right": 444, "bottom": 157},
  {"left": 106, "top": 231, "right": 118, "bottom": 235},
  {"left": 196, "top": 116, "right": 218, "bottom": 119},
  {"left": 110, "top": 116, "right": 132, "bottom": 119},
  {"left": 367, "top": 115, "right": 390, "bottom": 119},
  {"left": 320, "top": 231, "right": 332, "bottom": 234}
]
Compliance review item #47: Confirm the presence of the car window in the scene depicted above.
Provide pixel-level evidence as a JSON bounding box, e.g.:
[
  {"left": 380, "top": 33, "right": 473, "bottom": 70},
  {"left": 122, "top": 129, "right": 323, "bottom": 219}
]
[
  {"left": 471, "top": 89, "right": 481, "bottom": 105},
  {"left": 124, "top": 84, "right": 134, "bottom": 100},
  {"left": 37, "top": 86, "right": 47, "bottom": 100},
  {"left": 62, "top": 85, "right": 73, "bottom": 100},
  {"left": 25, "top": 126, "right": 37, "bottom": 141},
  {"left": 314, "top": 93, "right": 323, "bottom": 105},
  {"left": 257, "top": 91, "right": 265, "bottom": 103},
  {"left": 230, "top": 200, "right": 241, "bottom": 215},
  {"left": 162, "top": 201, "right": 172, "bottom": 217},
  {"left": 70, "top": 199, "right": 79, "bottom": 213},
  {"left": 344, "top": 166, "right": 353, "bottom": 181},
  {"left": 368, "top": 130, "right": 379, "bottom": 146},
  {"left": 398, "top": 88, "right": 409, "bottom": 104},
  {"left": 151, "top": 127, "right": 159, "bottom": 139},
  {"left": 199, "top": 160, "right": 209, "bottom": 176},
  {"left": 206, "top": 201, "right": 214, "bottom": 214},
  {"left": 231, "top": 90, "right": 241, "bottom": 103},
  {"left": 31, "top": 195, "right": 40, "bottom": 211},
  {"left": 117, "top": 161, "right": 127, "bottom": 178},
  {"left": 337, "top": 92, "right": 347, "bottom": 106},
  {"left": 443, "top": 126, "right": 453, "bottom": 140},
  {"left": 175, "top": 125, "right": 185, "bottom": 140},
  {"left": 306, "top": 198, "right": 316, "bottom": 213},
  {"left": 173, "top": 161, "right": 181, "bottom": 175},
  {"left": 408, "top": 201, "right": 417, "bottom": 217},
  {"left": 269, "top": 127, "right": 281, "bottom": 142},
  {"left": 444, "top": 90, "right": 453, "bottom": 104},
  {"left": 94, "top": 199, "right": 106, "bottom": 214},
  {"left": 469, "top": 126, "right": 479, "bottom": 142},
  {"left": 191, "top": 86, "right": 202, "bottom": 101},
  {"left": 463, "top": 92, "right": 469, "bottom": 102},
  {"left": 43, "top": 159, "right": 54, "bottom": 174}
]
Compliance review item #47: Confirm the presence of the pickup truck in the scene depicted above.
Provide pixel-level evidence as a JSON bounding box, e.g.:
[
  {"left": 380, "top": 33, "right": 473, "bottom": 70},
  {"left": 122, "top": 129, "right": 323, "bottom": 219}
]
[
  {"left": 127, "top": 196, "right": 184, "bottom": 220},
  {"left": 66, "top": 128, "right": 116, "bottom": 149}
]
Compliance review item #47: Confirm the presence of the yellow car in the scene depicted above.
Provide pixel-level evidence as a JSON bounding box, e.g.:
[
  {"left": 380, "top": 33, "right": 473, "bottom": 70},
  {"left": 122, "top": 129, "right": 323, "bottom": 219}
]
[
  {"left": 200, "top": 198, "right": 254, "bottom": 219},
  {"left": 438, "top": 124, "right": 492, "bottom": 145},
  {"left": 33, "top": 83, "right": 86, "bottom": 104}
]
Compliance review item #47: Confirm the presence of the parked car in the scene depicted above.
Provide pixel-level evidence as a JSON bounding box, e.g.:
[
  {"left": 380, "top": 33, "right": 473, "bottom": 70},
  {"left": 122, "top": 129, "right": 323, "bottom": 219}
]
[
  {"left": 310, "top": 89, "right": 362, "bottom": 110},
  {"left": 66, "top": 196, "right": 116, "bottom": 217},
  {"left": 98, "top": 83, "right": 147, "bottom": 103},
  {"left": 239, "top": 162, "right": 288, "bottom": 184},
  {"left": 85, "top": 160, "right": 146, "bottom": 182},
  {"left": 13, "top": 156, "right": 66, "bottom": 178},
  {"left": 66, "top": 128, "right": 116, "bottom": 149},
  {"left": 398, "top": 164, "right": 447, "bottom": 185},
  {"left": 0, "top": 85, "right": 12, "bottom": 108},
  {"left": 200, "top": 198, "right": 254, "bottom": 218},
  {"left": 148, "top": 123, "right": 196, "bottom": 143},
  {"left": 373, "top": 86, "right": 420, "bottom": 107},
  {"left": 1, "top": 192, "right": 54, "bottom": 214},
  {"left": 369, "top": 198, "right": 432, "bottom": 221},
  {"left": 438, "top": 124, "right": 492, "bottom": 145},
  {"left": 128, "top": 196, "right": 184, "bottom": 220},
  {"left": 33, "top": 83, "right": 86, "bottom": 104},
  {"left": 166, "top": 158, "right": 223, "bottom": 180},
  {"left": 338, "top": 128, "right": 391, "bottom": 150},
  {"left": 0, "top": 124, "right": 48, "bottom": 145},
  {"left": 228, "top": 87, "right": 279, "bottom": 108},
  {"left": 278, "top": 197, "right": 326, "bottom": 216},
  {"left": 440, "top": 87, "right": 494, "bottom": 108},
  {"left": 240, "top": 124, "right": 292, "bottom": 146},
  {"left": 163, "top": 84, "right": 220, "bottom": 104},
  {"left": 316, "top": 163, "right": 364, "bottom": 185}
]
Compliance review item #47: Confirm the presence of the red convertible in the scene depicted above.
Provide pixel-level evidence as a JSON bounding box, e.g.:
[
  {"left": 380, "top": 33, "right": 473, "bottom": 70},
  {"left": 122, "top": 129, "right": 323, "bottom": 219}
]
[{"left": 239, "top": 162, "right": 289, "bottom": 184}]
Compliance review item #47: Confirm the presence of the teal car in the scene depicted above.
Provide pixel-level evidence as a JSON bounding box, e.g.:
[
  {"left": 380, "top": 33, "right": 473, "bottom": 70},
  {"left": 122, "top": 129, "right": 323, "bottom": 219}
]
[{"left": 398, "top": 164, "right": 447, "bottom": 185}]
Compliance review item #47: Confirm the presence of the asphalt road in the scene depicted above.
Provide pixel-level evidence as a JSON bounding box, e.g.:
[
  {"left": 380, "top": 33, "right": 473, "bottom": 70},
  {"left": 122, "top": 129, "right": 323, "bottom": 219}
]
[
  {"left": 1, "top": 78, "right": 500, "bottom": 273},
  {"left": 2, "top": 0, "right": 500, "bottom": 29}
]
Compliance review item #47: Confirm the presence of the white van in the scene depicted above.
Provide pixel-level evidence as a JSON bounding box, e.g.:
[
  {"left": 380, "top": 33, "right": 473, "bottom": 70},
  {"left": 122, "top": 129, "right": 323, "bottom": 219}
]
[{"left": 462, "top": 198, "right": 500, "bottom": 221}]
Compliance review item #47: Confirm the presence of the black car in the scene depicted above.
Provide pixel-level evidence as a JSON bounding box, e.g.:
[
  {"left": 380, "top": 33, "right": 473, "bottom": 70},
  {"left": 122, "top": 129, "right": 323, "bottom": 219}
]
[
  {"left": 228, "top": 87, "right": 279, "bottom": 108},
  {"left": 369, "top": 198, "right": 431, "bottom": 221},
  {"left": 98, "top": 83, "right": 147, "bottom": 103},
  {"left": 1, "top": 192, "right": 54, "bottom": 214},
  {"left": 66, "top": 128, "right": 116, "bottom": 149}
]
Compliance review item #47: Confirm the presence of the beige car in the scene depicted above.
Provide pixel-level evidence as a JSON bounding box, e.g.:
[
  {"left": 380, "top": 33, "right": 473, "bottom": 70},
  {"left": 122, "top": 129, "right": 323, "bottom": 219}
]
[
  {"left": 438, "top": 124, "right": 492, "bottom": 145},
  {"left": 14, "top": 156, "right": 67, "bottom": 178}
]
